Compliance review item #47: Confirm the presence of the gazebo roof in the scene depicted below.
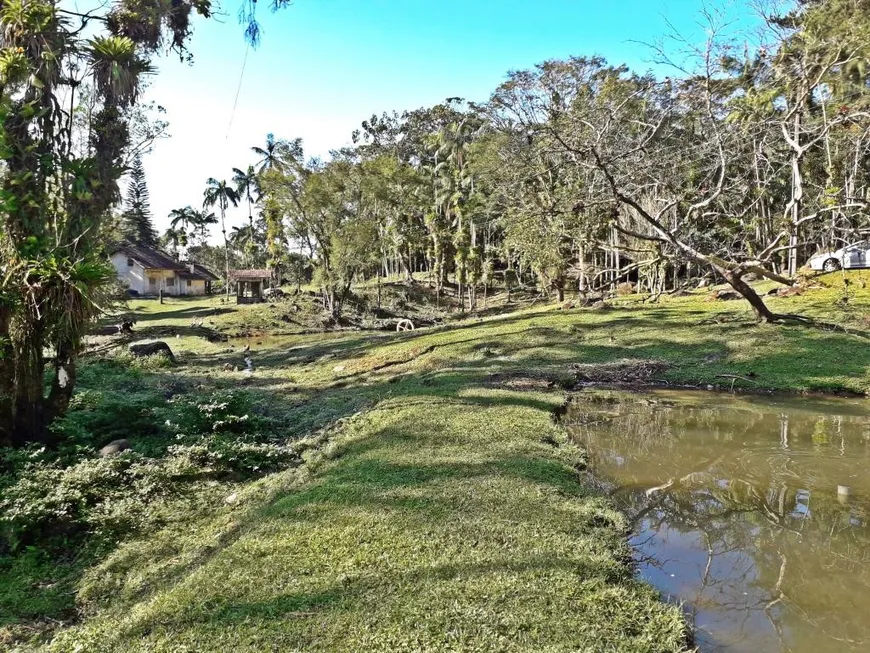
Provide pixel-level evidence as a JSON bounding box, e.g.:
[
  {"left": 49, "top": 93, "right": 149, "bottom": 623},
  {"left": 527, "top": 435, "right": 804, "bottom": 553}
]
[{"left": 229, "top": 269, "right": 271, "bottom": 280}]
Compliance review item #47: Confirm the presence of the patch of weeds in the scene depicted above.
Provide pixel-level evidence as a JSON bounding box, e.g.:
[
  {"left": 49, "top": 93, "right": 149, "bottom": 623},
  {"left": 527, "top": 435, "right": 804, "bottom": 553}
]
[{"left": 0, "top": 546, "right": 82, "bottom": 627}]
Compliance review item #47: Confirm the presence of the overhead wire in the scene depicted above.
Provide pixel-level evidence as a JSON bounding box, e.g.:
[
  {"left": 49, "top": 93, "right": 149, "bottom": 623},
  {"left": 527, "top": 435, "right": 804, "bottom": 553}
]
[{"left": 226, "top": 42, "right": 251, "bottom": 140}]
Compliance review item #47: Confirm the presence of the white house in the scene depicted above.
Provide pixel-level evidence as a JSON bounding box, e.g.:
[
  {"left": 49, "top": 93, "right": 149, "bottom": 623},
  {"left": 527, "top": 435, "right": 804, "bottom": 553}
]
[{"left": 110, "top": 244, "right": 218, "bottom": 296}]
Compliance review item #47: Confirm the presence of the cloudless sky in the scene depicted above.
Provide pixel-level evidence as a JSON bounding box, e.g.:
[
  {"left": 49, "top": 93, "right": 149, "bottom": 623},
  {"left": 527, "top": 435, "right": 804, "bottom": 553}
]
[{"left": 113, "top": 0, "right": 755, "bottom": 235}]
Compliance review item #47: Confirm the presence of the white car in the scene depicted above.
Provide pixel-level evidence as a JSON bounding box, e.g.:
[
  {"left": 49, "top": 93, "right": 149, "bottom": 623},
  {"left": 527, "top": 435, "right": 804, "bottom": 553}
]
[{"left": 808, "top": 241, "right": 870, "bottom": 272}]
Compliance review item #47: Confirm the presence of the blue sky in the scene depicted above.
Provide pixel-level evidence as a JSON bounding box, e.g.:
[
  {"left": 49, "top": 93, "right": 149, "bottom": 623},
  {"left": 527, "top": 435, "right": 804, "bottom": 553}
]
[{"left": 131, "top": 0, "right": 754, "bottom": 234}]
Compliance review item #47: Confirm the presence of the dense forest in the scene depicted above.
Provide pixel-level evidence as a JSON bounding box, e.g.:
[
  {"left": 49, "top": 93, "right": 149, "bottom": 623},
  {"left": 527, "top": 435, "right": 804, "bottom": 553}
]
[{"left": 2, "top": 0, "right": 870, "bottom": 439}]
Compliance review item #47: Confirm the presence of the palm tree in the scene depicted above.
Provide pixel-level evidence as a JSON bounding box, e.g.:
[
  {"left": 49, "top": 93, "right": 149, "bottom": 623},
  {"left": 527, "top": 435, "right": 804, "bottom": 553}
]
[
  {"left": 168, "top": 206, "right": 218, "bottom": 255},
  {"left": 252, "top": 133, "right": 304, "bottom": 174},
  {"left": 230, "top": 224, "right": 257, "bottom": 266},
  {"left": 252, "top": 133, "right": 285, "bottom": 174},
  {"left": 192, "top": 209, "right": 218, "bottom": 247},
  {"left": 162, "top": 227, "right": 188, "bottom": 255},
  {"left": 203, "top": 178, "right": 240, "bottom": 297},
  {"left": 233, "top": 165, "right": 260, "bottom": 233},
  {"left": 252, "top": 134, "right": 304, "bottom": 285},
  {"left": 168, "top": 206, "right": 197, "bottom": 233}
]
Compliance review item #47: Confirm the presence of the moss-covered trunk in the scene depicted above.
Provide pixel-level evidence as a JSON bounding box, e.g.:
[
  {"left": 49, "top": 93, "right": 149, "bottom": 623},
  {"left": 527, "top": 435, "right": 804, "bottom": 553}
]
[
  {"left": 0, "top": 303, "right": 12, "bottom": 446},
  {"left": 10, "top": 315, "right": 50, "bottom": 446},
  {"left": 46, "top": 336, "right": 77, "bottom": 426}
]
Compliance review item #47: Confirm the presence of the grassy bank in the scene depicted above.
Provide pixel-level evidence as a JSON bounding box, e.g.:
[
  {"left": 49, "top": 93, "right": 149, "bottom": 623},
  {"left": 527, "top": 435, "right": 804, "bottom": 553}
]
[
  {"left": 3, "top": 274, "right": 870, "bottom": 651},
  {"left": 46, "top": 391, "right": 688, "bottom": 652}
]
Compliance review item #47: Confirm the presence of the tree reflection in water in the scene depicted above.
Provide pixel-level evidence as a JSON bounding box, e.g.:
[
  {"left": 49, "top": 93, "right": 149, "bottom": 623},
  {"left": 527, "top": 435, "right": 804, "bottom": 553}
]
[{"left": 565, "top": 390, "right": 870, "bottom": 653}]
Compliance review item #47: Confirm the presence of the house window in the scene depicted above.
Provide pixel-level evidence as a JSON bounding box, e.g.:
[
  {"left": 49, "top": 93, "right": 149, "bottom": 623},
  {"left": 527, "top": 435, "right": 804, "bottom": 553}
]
[
  {"left": 166, "top": 277, "right": 175, "bottom": 287},
  {"left": 127, "top": 257, "right": 134, "bottom": 267},
  {"left": 149, "top": 277, "right": 158, "bottom": 289}
]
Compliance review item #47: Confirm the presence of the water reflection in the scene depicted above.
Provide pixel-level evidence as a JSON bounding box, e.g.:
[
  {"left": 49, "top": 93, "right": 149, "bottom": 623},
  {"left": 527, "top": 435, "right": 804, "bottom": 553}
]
[{"left": 565, "top": 390, "right": 870, "bottom": 653}]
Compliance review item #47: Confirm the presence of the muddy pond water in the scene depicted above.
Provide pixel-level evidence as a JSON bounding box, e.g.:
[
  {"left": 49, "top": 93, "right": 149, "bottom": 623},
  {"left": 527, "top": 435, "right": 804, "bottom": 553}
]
[{"left": 565, "top": 389, "right": 870, "bottom": 653}]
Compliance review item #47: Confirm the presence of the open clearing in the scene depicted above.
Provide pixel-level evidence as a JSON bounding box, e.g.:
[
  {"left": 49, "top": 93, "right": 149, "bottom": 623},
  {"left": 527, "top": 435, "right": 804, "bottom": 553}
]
[{"left": 5, "top": 274, "right": 870, "bottom": 652}]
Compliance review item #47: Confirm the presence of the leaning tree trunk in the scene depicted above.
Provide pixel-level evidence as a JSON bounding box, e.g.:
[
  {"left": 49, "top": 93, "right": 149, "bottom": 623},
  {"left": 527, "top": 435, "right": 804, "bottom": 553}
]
[
  {"left": 603, "top": 183, "right": 786, "bottom": 322},
  {"left": 721, "top": 270, "right": 777, "bottom": 322}
]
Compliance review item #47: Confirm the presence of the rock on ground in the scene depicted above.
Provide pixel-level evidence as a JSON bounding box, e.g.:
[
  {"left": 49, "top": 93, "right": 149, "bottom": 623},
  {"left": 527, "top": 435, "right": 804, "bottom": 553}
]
[
  {"left": 129, "top": 341, "right": 176, "bottom": 362},
  {"left": 99, "top": 439, "right": 131, "bottom": 457}
]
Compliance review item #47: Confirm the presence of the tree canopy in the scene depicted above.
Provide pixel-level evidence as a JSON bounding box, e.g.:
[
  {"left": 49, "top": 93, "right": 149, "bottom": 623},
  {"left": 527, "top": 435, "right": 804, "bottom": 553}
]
[{"left": 200, "top": 0, "right": 870, "bottom": 323}]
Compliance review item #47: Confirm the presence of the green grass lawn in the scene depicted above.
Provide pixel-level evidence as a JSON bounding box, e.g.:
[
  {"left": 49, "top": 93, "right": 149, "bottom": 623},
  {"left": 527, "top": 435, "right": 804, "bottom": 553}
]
[
  {"left": 6, "top": 274, "right": 870, "bottom": 651},
  {"left": 47, "top": 390, "right": 688, "bottom": 653}
]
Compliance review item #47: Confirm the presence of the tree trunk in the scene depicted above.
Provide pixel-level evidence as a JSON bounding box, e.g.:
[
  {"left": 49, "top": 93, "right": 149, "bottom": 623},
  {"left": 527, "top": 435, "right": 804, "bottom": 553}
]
[
  {"left": 438, "top": 251, "right": 448, "bottom": 287},
  {"left": 332, "top": 281, "right": 353, "bottom": 321},
  {"left": 0, "top": 305, "right": 13, "bottom": 446},
  {"left": 787, "top": 111, "right": 804, "bottom": 277},
  {"left": 405, "top": 250, "right": 414, "bottom": 283},
  {"left": 10, "top": 321, "right": 50, "bottom": 446},
  {"left": 611, "top": 225, "right": 620, "bottom": 291},
  {"left": 222, "top": 205, "right": 230, "bottom": 299},
  {"left": 46, "top": 338, "right": 77, "bottom": 424},
  {"left": 376, "top": 268, "right": 382, "bottom": 310},
  {"left": 722, "top": 270, "right": 777, "bottom": 322}
]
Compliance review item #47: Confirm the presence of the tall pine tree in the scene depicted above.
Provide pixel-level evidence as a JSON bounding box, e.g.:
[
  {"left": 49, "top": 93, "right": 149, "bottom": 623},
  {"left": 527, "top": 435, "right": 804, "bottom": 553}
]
[{"left": 120, "top": 155, "right": 159, "bottom": 247}]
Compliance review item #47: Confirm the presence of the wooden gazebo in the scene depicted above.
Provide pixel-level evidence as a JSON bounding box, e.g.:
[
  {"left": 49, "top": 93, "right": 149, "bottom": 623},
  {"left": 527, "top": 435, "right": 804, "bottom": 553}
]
[{"left": 229, "top": 269, "right": 272, "bottom": 304}]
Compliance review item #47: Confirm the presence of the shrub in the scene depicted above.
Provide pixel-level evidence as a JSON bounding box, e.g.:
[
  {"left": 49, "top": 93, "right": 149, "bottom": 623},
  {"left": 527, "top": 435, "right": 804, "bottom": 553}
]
[
  {"left": 0, "top": 455, "right": 153, "bottom": 549},
  {"left": 616, "top": 282, "right": 636, "bottom": 296},
  {"left": 165, "top": 391, "right": 257, "bottom": 435},
  {"left": 165, "top": 391, "right": 300, "bottom": 475},
  {"left": 52, "top": 391, "right": 163, "bottom": 451},
  {"left": 0, "top": 391, "right": 300, "bottom": 552}
]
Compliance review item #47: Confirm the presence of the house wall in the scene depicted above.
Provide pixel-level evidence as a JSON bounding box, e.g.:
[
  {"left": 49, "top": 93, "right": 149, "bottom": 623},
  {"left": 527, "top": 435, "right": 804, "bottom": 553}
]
[
  {"left": 111, "top": 253, "right": 212, "bottom": 295},
  {"left": 139, "top": 269, "right": 179, "bottom": 296},
  {"left": 186, "top": 279, "right": 207, "bottom": 296},
  {"left": 156, "top": 270, "right": 180, "bottom": 296},
  {"left": 111, "top": 252, "right": 148, "bottom": 294},
  {"left": 110, "top": 254, "right": 182, "bottom": 295}
]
